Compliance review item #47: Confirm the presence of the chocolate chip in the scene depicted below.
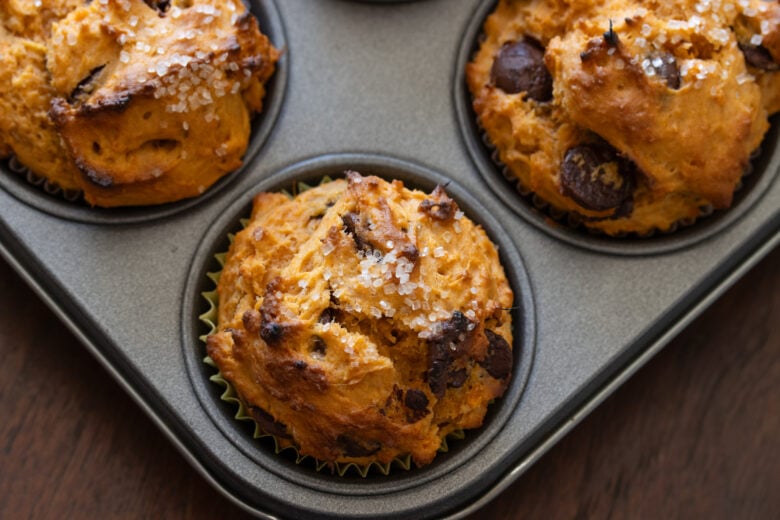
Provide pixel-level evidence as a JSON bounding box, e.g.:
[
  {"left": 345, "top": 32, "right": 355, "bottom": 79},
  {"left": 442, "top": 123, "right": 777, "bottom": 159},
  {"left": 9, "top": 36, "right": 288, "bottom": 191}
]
[
  {"left": 404, "top": 388, "right": 431, "bottom": 423},
  {"left": 490, "top": 39, "right": 553, "bottom": 101},
  {"left": 404, "top": 389, "right": 429, "bottom": 411},
  {"left": 738, "top": 42, "right": 779, "bottom": 71},
  {"left": 336, "top": 435, "right": 382, "bottom": 457},
  {"left": 650, "top": 52, "right": 681, "bottom": 89},
  {"left": 560, "top": 142, "right": 636, "bottom": 211},
  {"left": 318, "top": 307, "right": 338, "bottom": 324},
  {"left": 310, "top": 336, "right": 327, "bottom": 357},
  {"left": 447, "top": 368, "right": 468, "bottom": 389},
  {"left": 341, "top": 212, "right": 374, "bottom": 254},
  {"left": 481, "top": 330, "right": 513, "bottom": 380},
  {"left": 143, "top": 0, "right": 170, "bottom": 13},
  {"left": 434, "top": 311, "right": 472, "bottom": 350},
  {"left": 427, "top": 311, "right": 477, "bottom": 398},
  {"left": 249, "top": 406, "right": 291, "bottom": 439},
  {"left": 427, "top": 354, "right": 449, "bottom": 399},
  {"left": 419, "top": 185, "right": 459, "bottom": 221},
  {"left": 260, "top": 322, "right": 285, "bottom": 344}
]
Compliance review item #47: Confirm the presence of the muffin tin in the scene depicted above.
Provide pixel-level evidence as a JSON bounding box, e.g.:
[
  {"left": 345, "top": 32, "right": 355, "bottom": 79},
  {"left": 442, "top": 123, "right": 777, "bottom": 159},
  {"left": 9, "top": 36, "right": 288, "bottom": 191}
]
[{"left": 0, "top": 0, "right": 778, "bottom": 518}]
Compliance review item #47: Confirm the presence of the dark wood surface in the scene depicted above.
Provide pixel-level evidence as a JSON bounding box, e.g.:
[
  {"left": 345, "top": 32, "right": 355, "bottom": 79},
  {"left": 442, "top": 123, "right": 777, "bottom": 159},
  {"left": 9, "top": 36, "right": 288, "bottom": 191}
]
[{"left": 1, "top": 246, "right": 778, "bottom": 520}]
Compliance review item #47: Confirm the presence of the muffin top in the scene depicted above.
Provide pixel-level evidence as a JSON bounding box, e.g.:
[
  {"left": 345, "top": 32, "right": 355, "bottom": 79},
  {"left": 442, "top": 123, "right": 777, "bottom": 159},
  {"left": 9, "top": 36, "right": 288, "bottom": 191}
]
[
  {"left": 467, "top": 0, "right": 779, "bottom": 236},
  {"left": 207, "top": 172, "right": 514, "bottom": 468},
  {"left": 1, "top": 0, "right": 278, "bottom": 207}
]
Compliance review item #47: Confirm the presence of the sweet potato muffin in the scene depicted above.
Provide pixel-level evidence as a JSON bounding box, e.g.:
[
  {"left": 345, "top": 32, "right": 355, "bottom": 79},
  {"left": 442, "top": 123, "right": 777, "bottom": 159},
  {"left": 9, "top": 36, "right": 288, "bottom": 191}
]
[
  {"left": 467, "top": 0, "right": 779, "bottom": 236},
  {"left": 1, "top": 0, "right": 278, "bottom": 207},
  {"left": 206, "top": 172, "right": 514, "bottom": 469},
  {"left": 0, "top": 1, "right": 84, "bottom": 192}
]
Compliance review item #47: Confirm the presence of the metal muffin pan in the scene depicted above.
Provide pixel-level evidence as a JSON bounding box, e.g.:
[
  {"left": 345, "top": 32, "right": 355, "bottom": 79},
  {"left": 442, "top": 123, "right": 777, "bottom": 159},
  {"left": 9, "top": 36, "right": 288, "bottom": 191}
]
[{"left": 0, "top": 0, "right": 778, "bottom": 518}]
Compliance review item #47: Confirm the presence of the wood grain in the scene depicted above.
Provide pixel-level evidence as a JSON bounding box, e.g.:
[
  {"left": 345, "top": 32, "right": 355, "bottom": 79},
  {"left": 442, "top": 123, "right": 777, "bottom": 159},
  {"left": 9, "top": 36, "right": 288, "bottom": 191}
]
[{"left": 1, "top": 246, "right": 778, "bottom": 520}]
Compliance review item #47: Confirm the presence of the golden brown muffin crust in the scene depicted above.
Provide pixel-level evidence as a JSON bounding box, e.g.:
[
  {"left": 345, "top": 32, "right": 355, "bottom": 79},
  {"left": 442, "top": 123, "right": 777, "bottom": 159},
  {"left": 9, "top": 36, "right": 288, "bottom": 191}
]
[
  {"left": 207, "top": 173, "right": 514, "bottom": 468},
  {"left": 1, "top": 0, "right": 278, "bottom": 207},
  {"left": 0, "top": 6, "right": 83, "bottom": 191},
  {"left": 467, "top": 0, "right": 779, "bottom": 236}
]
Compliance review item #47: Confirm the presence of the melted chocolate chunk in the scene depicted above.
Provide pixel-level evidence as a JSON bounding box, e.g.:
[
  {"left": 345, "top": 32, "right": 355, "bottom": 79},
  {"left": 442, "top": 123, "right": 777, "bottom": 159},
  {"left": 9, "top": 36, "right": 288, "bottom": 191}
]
[
  {"left": 447, "top": 368, "right": 468, "bottom": 389},
  {"left": 318, "top": 306, "right": 338, "bottom": 324},
  {"left": 249, "top": 406, "right": 291, "bottom": 439},
  {"left": 336, "top": 435, "right": 382, "bottom": 457},
  {"left": 481, "top": 330, "right": 513, "bottom": 380},
  {"left": 404, "top": 389, "right": 429, "bottom": 411},
  {"left": 310, "top": 336, "right": 327, "bottom": 357},
  {"left": 427, "top": 311, "right": 476, "bottom": 398},
  {"left": 341, "top": 212, "right": 374, "bottom": 254},
  {"left": 491, "top": 39, "right": 553, "bottom": 101},
  {"left": 260, "top": 322, "right": 285, "bottom": 344},
  {"left": 433, "top": 311, "right": 472, "bottom": 351},
  {"left": 650, "top": 52, "right": 681, "bottom": 89},
  {"left": 419, "top": 185, "right": 459, "bottom": 221},
  {"left": 428, "top": 353, "right": 449, "bottom": 399},
  {"left": 739, "top": 42, "right": 779, "bottom": 71},
  {"left": 143, "top": 0, "right": 170, "bottom": 13},
  {"left": 560, "top": 143, "right": 637, "bottom": 211},
  {"left": 404, "top": 388, "right": 431, "bottom": 423}
]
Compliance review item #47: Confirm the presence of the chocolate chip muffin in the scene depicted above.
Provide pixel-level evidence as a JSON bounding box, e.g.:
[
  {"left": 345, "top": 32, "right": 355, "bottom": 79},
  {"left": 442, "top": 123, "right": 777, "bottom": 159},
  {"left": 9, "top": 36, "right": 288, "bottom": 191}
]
[
  {"left": 1, "top": 0, "right": 278, "bottom": 207},
  {"left": 467, "top": 0, "right": 779, "bottom": 236},
  {"left": 206, "top": 172, "right": 514, "bottom": 469}
]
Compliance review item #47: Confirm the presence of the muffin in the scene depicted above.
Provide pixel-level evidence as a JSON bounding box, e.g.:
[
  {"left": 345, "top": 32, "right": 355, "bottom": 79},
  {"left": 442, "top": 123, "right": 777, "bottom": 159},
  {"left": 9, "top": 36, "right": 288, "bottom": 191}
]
[
  {"left": 466, "top": 0, "right": 779, "bottom": 236},
  {"left": 206, "top": 172, "right": 514, "bottom": 469},
  {"left": 0, "top": 0, "right": 278, "bottom": 207},
  {"left": 0, "top": 1, "right": 85, "bottom": 193}
]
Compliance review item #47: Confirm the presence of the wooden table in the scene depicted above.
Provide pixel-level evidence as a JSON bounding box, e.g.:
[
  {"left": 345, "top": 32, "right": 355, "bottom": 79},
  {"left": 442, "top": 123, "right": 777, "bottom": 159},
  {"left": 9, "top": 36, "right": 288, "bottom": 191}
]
[{"left": 1, "top": 246, "right": 778, "bottom": 519}]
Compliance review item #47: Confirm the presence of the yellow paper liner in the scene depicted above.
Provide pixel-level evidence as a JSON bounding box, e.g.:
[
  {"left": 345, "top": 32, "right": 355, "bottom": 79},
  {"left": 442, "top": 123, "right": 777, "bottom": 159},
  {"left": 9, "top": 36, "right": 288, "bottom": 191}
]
[{"left": 197, "top": 178, "right": 466, "bottom": 477}]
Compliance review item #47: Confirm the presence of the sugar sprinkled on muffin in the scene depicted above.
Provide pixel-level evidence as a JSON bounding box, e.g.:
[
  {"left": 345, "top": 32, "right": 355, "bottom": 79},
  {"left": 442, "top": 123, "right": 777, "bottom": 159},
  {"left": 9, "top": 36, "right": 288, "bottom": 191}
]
[
  {"left": 467, "top": 0, "right": 779, "bottom": 236},
  {"left": 206, "top": 172, "right": 515, "bottom": 469},
  {"left": 0, "top": 0, "right": 278, "bottom": 207}
]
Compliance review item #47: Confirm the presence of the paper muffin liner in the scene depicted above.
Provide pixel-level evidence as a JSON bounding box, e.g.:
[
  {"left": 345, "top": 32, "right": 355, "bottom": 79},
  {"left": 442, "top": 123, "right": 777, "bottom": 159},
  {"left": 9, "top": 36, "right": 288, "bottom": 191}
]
[
  {"left": 5, "top": 155, "right": 84, "bottom": 203},
  {"left": 477, "top": 126, "right": 757, "bottom": 239},
  {"left": 197, "top": 178, "right": 468, "bottom": 478}
]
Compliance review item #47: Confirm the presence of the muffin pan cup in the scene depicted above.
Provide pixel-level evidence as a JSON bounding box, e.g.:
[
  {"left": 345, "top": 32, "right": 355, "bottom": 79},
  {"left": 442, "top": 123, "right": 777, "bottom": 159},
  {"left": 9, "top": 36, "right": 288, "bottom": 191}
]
[
  {"left": 0, "top": 0, "right": 287, "bottom": 225},
  {"left": 185, "top": 155, "right": 536, "bottom": 491},
  {"left": 0, "top": 0, "right": 778, "bottom": 518},
  {"left": 454, "top": 0, "right": 780, "bottom": 255}
]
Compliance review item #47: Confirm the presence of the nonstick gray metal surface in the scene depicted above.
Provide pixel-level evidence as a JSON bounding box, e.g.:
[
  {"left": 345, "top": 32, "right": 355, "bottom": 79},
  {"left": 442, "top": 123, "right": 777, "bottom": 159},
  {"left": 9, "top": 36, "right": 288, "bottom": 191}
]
[{"left": 0, "top": 0, "right": 778, "bottom": 519}]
